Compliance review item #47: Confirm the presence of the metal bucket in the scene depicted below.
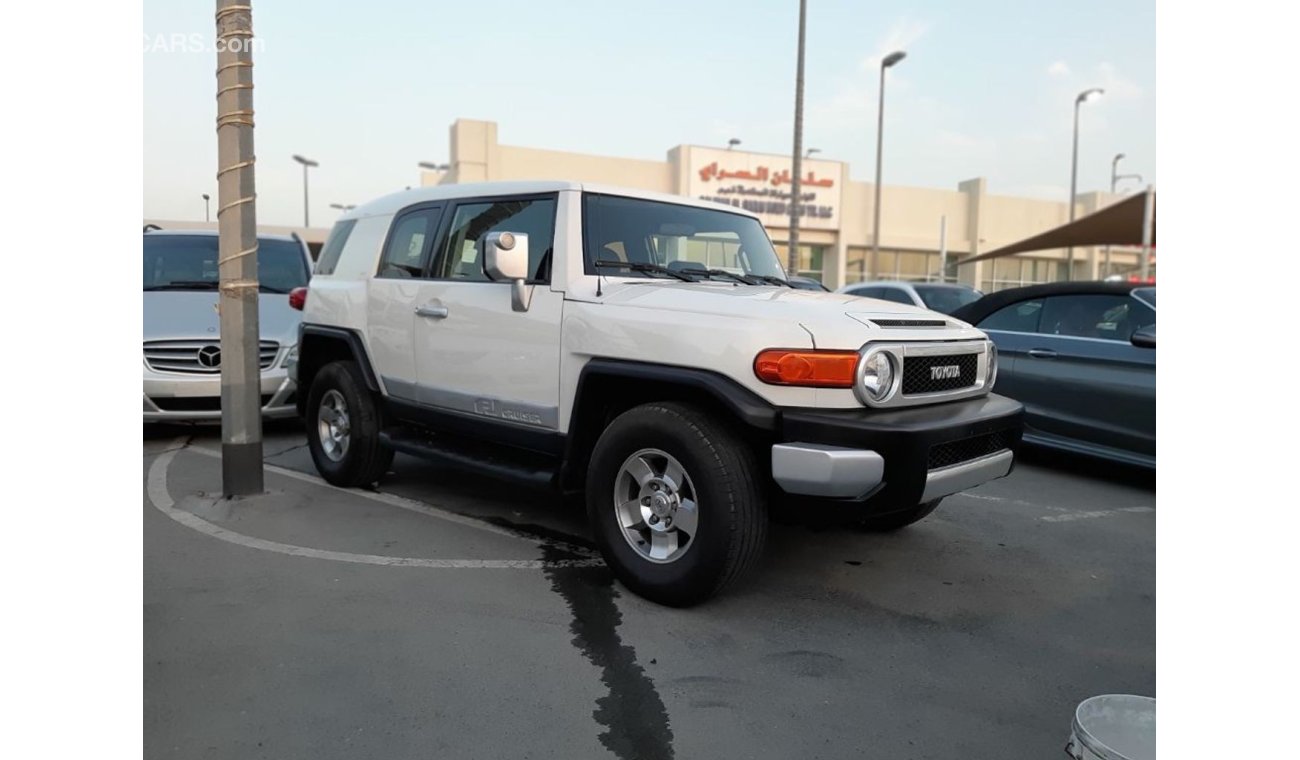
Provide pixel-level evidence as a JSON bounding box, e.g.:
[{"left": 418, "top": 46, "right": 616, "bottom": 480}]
[{"left": 1065, "top": 694, "right": 1156, "bottom": 760}]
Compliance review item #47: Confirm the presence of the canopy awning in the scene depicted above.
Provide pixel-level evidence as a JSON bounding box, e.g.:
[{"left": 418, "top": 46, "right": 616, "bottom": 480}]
[{"left": 961, "top": 190, "right": 1155, "bottom": 265}]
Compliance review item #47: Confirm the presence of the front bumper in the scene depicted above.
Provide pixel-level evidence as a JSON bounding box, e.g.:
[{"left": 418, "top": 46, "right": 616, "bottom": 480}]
[
  {"left": 771, "top": 394, "right": 1023, "bottom": 511},
  {"left": 143, "top": 365, "right": 298, "bottom": 423}
]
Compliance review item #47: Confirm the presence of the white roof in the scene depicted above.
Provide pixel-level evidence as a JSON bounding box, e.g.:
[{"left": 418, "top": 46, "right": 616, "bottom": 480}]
[{"left": 347, "top": 181, "right": 762, "bottom": 221}]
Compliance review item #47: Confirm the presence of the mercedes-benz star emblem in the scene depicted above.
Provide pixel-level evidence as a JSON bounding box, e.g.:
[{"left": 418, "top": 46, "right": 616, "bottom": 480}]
[{"left": 197, "top": 344, "right": 222, "bottom": 369}]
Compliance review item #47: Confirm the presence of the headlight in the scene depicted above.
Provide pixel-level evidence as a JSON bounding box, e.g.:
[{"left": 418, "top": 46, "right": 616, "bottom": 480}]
[
  {"left": 859, "top": 351, "right": 895, "bottom": 402},
  {"left": 282, "top": 343, "right": 299, "bottom": 368},
  {"left": 986, "top": 342, "right": 998, "bottom": 387}
]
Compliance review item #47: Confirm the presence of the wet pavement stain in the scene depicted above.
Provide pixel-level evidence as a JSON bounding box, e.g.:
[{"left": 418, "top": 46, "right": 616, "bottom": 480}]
[{"left": 541, "top": 542, "right": 675, "bottom": 760}]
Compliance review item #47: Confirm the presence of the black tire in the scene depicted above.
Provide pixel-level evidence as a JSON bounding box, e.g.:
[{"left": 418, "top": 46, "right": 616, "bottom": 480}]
[
  {"left": 855, "top": 498, "right": 943, "bottom": 532},
  {"left": 306, "top": 360, "right": 393, "bottom": 487},
  {"left": 586, "top": 402, "right": 767, "bottom": 607}
]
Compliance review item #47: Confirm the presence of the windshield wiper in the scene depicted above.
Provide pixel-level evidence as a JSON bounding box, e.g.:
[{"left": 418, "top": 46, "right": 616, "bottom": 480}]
[
  {"left": 751, "top": 274, "right": 796, "bottom": 288},
  {"left": 594, "top": 260, "right": 697, "bottom": 282},
  {"left": 143, "top": 280, "right": 218, "bottom": 291},
  {"left": 677, "top": 267, "right": 759, "bottom": 285}
]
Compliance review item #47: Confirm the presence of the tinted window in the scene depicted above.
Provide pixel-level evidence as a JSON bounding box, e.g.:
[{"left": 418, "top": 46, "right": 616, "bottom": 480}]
[
  {"left": 847, "top": 286, "right": 880, "bottom": 298},
  {"left": 1040, "top": 294, "right": 1151, "bottom": 341},
  {"left": 979, "top": 299, "right": 1044, "bottom": 333},
  {"left": 877, "top": 287, "right": 914, "bottom": 305},
  {"left": 1133, "top": 287, "right": 1156, "bottom": 308},
  {"left": 379, "top": 208, "right": 439, "bottom": 278},
  {"left": 914, "top": 285, "right": 982, "bottom": 314},
  {"left": 436, "top": 197, "right": 557, "bottom": 282},
  {"left": 142, "top": 235, "right": 309, "bottom": 293},
  {"left": 583, "top": 194, "right": 785, "bottom": 278},
  {"left": 315, "top": 219, "right": 356, "bottom": 276}
]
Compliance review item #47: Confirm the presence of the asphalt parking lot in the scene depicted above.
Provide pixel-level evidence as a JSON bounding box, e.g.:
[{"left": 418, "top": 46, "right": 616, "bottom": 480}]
[{"left": 144, "top": 422, "right": 1154, "bottom": 760}]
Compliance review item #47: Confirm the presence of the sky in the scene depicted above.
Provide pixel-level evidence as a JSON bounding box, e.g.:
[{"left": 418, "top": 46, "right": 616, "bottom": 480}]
[{"left": 144, "top": 0, "right": 1155, "bottom": 228}]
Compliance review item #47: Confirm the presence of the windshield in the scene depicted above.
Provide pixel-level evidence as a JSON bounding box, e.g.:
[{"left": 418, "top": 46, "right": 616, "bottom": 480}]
[
  {"left": 1132, "top": 287, "right": 1155, "bottom": 308},
  {"left": 583, "top": 193, "right": 786, "bottom": 282},
  {"left": 913, "top": 284, "right": 982, "bottom": 314},
  {"left": 143, "top": 235, "right": 310, "bottom": 293}
]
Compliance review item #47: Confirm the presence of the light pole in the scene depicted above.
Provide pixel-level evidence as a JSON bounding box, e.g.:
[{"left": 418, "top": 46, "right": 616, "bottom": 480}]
[
  {"left": 1067, "top": 87, "right": 1103, "bottom": 280},
  {"left": 292, "top": 154, "right": 318, "bottom": 227},
  {"left": 786, "top": 0, "right": 807, "bottom": 277},
  {"left": 202, "top": 193, "right": 210, "bottom": 222},
  {"left": 727, "top": 138, "right": 741, "bottom": 150},
  {"left": 418, "top": 161, "right": 449, "bottom": 171},
  {"left": 330, "top": 203, "right": 355, "bottom": 212},
  {"left": 805, "top": 147, "right": 820, "bottom": 158},
  {"left": 869, "top": 50, "right": 906, "bottom": 281}
]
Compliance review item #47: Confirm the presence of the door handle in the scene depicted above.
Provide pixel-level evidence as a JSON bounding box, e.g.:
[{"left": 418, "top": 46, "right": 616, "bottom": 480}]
[
  {"left": 415, "top": 304, "right": 449, "bottom": 319},
  {"left": 1027, "top": 348, "right": 1058, "bottom": 359}
]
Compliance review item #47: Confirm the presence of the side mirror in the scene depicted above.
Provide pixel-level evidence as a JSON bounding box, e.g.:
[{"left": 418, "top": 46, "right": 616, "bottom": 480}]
[
  {"left": 1130, "top": 326, "right": 1156, "bottom": 349},
  {"left": 482, "top": 231, "right": 532, "bottom": 312}
]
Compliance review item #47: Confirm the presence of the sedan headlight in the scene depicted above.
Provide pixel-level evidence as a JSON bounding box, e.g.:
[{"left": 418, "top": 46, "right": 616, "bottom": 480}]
[
  {"left": 859, "top": 351, "right": 895, "bottom": 402},
  {"left": 281, "top": 343, "right": 299, "bottom": 368}
]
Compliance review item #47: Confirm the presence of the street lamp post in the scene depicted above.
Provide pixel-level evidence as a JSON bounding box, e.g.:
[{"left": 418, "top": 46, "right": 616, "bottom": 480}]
[
  {"left": 1067, "top": 87, "right": 1103, "bottom": 280},
  {"left": 329, "top": 203, "right": 355, "bottom": 212},
  {"left": 786, "top": 0, "right": 808, "bottom": 277},
  {"left": 292, "top": 154, "right": 318, "bottom": 227},
  {"left": 869, "top": 50, "right": 907, "bottom": 281},
  {"left": 727, "top": 138, "right": 741, "bottom": 150},
  {"left": 805, "top": 147, "right": 820, "bottom": 158},
  {"left": 202, "top": 193, "right": 210, "bottom": 222}
]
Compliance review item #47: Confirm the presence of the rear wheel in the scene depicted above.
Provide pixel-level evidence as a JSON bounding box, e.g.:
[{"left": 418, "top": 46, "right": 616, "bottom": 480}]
[
  {"left": 306, "top": 360, "right": 393, "bottom": 487},
  {"left": 855, "top": 498, "right": 943, "bottom": 532},
  {"left": 586, "top": 402, "right": 767, "bottom": 607}
]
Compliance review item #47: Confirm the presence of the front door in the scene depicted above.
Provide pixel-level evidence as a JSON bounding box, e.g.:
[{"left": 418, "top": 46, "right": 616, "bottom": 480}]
[{"left": 410, "top": 193, "right": 564, "bottom": 435}]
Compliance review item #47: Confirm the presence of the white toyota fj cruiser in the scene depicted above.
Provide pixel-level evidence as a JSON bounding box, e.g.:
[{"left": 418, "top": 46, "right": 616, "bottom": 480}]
[{"left": 292, "top": 181, "right": 1023, "bottom": 606}]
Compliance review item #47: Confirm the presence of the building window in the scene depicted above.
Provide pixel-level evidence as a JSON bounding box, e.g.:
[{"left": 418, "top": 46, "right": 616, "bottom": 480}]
[
  {"left": 980, "top": 256, "right": 1065, "bottom": 293},
  {"left": 774, "top": 243, "right": 826, "bottom": 283},
  {"left": 843, "top": 247, "right": 956, "bottom": 285}
]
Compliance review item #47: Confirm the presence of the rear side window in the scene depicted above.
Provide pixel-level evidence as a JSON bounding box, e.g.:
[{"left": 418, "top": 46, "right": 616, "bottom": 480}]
[
  {"left": 979, "top": 299, "right": 1044, "bottom": 333},
  {"left": 434, "top": 196, "right": 557, "bottom": 283},
  {"left": 1040, "top": 294, "right": 1144, "bottom": 341},
  {"left": 315, "top": 219, "right": 356, "bottom": 276},
  {"left": 378, "top": 207, "right": 440, "bottom": 278}
]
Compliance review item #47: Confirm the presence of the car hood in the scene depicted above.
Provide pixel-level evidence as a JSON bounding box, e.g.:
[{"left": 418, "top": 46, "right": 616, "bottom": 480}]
[
  {"left": 143, "top": 291, "right": 302, "bottom": 344},
  {"left": 585, "top": 281, "right": 986, "bottom": 347}
]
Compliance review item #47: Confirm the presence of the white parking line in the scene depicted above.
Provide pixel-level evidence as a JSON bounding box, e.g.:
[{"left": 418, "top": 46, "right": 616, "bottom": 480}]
[
  {"left": 147, "top": 443, "right": 603, "bottom": 569},
  {"left": 1039, "top": 506, "right": 1155, "bottom": 523}
]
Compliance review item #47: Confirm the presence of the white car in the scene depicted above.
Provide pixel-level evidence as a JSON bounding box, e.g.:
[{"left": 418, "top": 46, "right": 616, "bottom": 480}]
[
  {"left": 292, "top": 181, "right": 1023, "bottom": 605},
  {"left": 143, "top": 229, "right": 312, "bottom": 422},
  {"left": 838, "top": 280, "right": 983, "bottom": 316}
]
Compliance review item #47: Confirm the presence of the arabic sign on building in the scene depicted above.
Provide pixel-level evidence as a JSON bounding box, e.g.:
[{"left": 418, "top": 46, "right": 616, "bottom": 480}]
[{"left": 685, "top": 146, "right": 843, "bottom": 232}]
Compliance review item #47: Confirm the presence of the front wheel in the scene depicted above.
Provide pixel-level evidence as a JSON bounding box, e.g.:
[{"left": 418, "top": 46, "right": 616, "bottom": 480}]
[
  {"left": 306, "top": 360, "right": 393, "bottom": 487},
  {"left": 855, "top": 498, "right": 943, "bottom": 532},
  {"left": 586, "top": 402, "right": 767, "bottom": 607}
]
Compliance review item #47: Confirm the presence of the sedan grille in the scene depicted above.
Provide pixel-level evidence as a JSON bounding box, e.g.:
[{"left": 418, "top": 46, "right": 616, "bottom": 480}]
[
  {"left": 901, "top": 353, "right": 979, "bottom": 395},
  {"left": 144, "top": 340, "right": 279, "bottom": 374}
]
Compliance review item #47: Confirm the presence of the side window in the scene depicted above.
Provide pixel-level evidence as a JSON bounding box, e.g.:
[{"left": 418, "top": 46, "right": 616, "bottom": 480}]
[
  {"left": 979, "top": 298, "right": 1044, "bottom": 333},
  {"left": 1039, "top": 294, "right": 1139, "bottom": 340},
  {"left": 879, "top": 288, "right": 914, "bottom": 305},
  {"left": 434, "top": 196, "right": 557, "bottom": 282},
  {"left": 378, "top": 208, "right": 439, "bottom": 278},
  {"left": 850, "top": 286, "right": 880, "bottom": 298},
  {"left": 315, "top": 219, "right": 356, "bottom": 276}
]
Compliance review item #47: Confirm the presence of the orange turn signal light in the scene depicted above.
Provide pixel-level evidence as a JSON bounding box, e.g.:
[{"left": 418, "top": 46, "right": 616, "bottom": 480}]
[{"left": 753, "top": 349, "right": 859, "bottom": 388}]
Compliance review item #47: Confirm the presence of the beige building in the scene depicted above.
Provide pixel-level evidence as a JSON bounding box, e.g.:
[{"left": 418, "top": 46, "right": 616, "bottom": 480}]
[{"left": 425, "top": 119, "right": 1147, "bottom": 292}]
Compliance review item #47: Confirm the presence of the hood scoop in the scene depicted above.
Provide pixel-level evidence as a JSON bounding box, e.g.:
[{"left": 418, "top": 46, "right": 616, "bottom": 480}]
[{"left": 847, "top": 313, "right": 950, "bottom": 329}]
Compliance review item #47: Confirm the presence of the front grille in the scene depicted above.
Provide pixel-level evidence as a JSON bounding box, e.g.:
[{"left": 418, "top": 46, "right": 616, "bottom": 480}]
[
  {"left": 870, "top": 318, "right": 948, "bottom": 328},
  {"left": 151, "top": 394, "right": 274, "bottom": 412},
  {"left": 901, "top": 353, "right": 979, "bottom": 395},
  {"left": 144, "top": 340, "right": 279, "bottom": 374},
  {"left": 928, "top": 429, "right": 1014, "bottom": 470}
]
